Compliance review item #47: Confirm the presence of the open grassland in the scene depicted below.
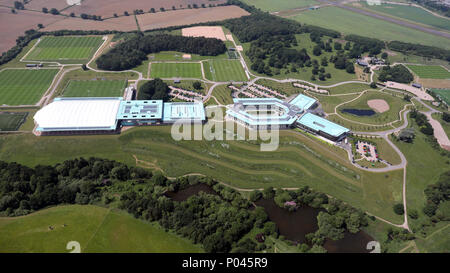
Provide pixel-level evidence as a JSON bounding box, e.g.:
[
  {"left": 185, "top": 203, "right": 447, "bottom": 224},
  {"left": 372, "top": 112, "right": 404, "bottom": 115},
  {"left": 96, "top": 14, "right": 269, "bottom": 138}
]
[
  {"left": 164, "top": 80, "right": 208, "bottom": 95},
  {"left": 205, "top": 60, "right": 248, "bottom": 82},
  {"left": 150, "top": 63, "right": 203, "bottom": 79},
  {"left": 0, "top": 69, "right": 59, "bottom": 106},
  {"left": 0, "top": 112, "right": 28, "bottom": 131},
  {"left": 406, "top": 65, "right": 450, "bottom": 79},
  {"left": 431, "top": 89, "right": 450, "bottom": 105},
  {"left": 25, "top": 36, "right": 104, "bottom": 63},
  {"left": 290, "top": 7, "right": 450, "bottom": 49},
  {"left": 328, "top": 83, "right": 373, "bottom": 95},
  {"left": 336, "top": 91, "right": 409, "bottom": 125},
  {"left": 414, "top": 223, "right": 450, "bottom": 253},
  {"left": 360, "top": 2, "right": 450, "bottom": 31},
  {"left": 241, "top": 0, "right": 319, "bottom": 12},
  {"left": 0, "top": 205, "right": 203, "bottom": 253},
  {"left": 209, "top": 85, "right": 234, "bottom": 105},
  {"left": 0, "top": 126, "right": 404, "bottom": 222},
  {"left": 62, "top": 80, "right": 126, "bottom": 97},
  {"left": 314, "top": 93, "right": 360, "bottom": 113}
]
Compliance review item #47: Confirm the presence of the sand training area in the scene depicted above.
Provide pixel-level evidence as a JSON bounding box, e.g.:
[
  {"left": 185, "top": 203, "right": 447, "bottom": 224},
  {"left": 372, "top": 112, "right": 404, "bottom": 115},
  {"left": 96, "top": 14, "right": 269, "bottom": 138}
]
[{"left": 367, "top": 99, "right": 390, "bottom": 113}]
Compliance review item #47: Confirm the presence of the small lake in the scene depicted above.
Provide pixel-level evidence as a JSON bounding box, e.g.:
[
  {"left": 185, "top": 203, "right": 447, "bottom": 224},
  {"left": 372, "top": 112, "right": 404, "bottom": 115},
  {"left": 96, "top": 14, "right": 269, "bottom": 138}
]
[
  {"left": 165, "top": 183, "right": 218, "bottom": 202},
  {"left": 255, "top": 198, "right": 374, "bottom": 253},
  {"left": 341, "top": 109, "right": 376, "bottom": 116}
]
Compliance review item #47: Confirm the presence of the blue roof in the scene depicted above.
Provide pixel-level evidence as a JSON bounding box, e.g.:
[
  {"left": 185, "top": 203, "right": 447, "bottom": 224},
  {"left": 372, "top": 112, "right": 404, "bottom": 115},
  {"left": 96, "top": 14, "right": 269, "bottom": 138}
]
[
  {"left": 289, "top": 94, "right": 316, "bottom": 111},
  {"left": 163, "top": 102, "right": 205, "bottom": 122},
  {"left": 116, "top": 100, "right": 163, "bottom": 120},
  {"left": 297, "top": 113, "right": 349, "bottom": 137}
]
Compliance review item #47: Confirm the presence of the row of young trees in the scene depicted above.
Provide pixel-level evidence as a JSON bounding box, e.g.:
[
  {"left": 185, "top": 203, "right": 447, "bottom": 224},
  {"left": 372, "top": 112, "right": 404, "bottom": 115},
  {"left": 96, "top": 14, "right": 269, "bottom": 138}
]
[{"left": 96, "top": 34, "right": 226, "bottom": 71}]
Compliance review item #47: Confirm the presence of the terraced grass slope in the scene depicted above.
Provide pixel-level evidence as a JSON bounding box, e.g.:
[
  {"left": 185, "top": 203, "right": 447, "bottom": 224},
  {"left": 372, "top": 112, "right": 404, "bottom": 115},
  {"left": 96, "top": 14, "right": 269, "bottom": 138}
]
[
  {"left": 0, "top": 69, "right": 59, "bottom": 106},
  {"left": 406, "top": 65, "right": 450, "bottom": 79},
  {"left": 150, "top": 63, "right": 203, "bottom": 79},
  {"left": 0, "top": 205, "right": 203, "bottom": 253},
  {"left": 62, "top": 79, "right": 126, "bottom": 97},
  {"left": 25, "top": 36, "right": 104, "bottom": 63}
]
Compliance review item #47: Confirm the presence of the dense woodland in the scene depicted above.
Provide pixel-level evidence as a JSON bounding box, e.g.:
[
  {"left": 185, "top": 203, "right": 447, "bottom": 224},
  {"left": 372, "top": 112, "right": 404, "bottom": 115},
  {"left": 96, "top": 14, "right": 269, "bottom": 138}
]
[
  {"left": 378, "top": 64, "right": 414, "bottom": 83},
  {"left": 138, "top": 78, "right": 170, "bottom": 101},
  {"left": 96, "top": 34, "right": 226, "bottom": 71}
]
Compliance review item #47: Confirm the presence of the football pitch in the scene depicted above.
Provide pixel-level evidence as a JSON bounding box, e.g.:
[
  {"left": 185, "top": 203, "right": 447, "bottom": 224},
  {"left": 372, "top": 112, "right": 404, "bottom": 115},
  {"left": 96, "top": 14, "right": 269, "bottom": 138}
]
[
  {"left": 25, "top": 36, "right": 104, "bottom": 63},
  {"left": 62, "top": 79, "right": 127, "bottom": 97},
  {"left": 0, "top": 112, "right": 28, "bottom": 131},
  {"left": 204, "top": 60, "right": 248, "bottom": 82},
  {"left": 150, "top": 63, "right": 203, "bottom": 79},
  {"left": 406, "top": 65, "right": 450, "bottom": 79},
  {"left": 0, "top": 69, "right": 59, "bottom": 106}
]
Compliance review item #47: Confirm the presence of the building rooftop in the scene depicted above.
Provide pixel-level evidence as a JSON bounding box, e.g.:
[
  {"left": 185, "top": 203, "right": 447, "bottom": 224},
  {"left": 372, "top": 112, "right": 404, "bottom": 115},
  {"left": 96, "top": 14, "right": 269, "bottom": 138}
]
[
  {"left": 34, "top": 97, "right": 122, "bottom": 132},
  {"left": 289, "top": 94, "right": 316, "bottom": 112},
  {"left": 162, "top": 102, "right": 205, "bottom": 123},
  {"left": 297, "top": 113, "right": 349, "bottom": 137},
  {"left": 116, "top": 100, "right": 163, "bottom": 120}
]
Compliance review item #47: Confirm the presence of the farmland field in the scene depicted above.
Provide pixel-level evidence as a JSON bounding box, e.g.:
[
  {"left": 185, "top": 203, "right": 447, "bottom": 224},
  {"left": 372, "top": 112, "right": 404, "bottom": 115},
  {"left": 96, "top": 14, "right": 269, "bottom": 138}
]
[
  {"left": 360, "top": 3, "right": 450, "bottom": 31},
  {"left": 406, "top": 65, "right": 450, "bottom": 79},
  {"left": 25, "top": 36, "right": 104, "bottom": 63},
  {"left": 0, "top": 69, "right": 59, "bottom": 106},
  {"left": 150, "top": 63, "right": 203, "bottom": 79},
  {"left": 0, "top": 112, "right": 28, "bottom": 131},
  {"left": 0, "top": 205, "right": 203, "bottom": 253},
  {"left": 204, "top": 60, "right": 248, "bottom": 82},
  {"left": 241, "top": 0, "right": 319, "bottom": 12},
  {"left": 430, "top": 89, "right": 450, "bottom": 105},
  {"left": 290, "top": 7, "right": 450, "bottom": 49},
  {"left": 62, "top": 79, "right": 126, "bottom": 97}
]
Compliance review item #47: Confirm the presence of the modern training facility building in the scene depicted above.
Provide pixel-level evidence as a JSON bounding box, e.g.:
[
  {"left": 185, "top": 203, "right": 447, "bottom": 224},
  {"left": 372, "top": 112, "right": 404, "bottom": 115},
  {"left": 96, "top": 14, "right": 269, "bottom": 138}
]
[
  {"left": 226, "top": 94, "right": 349, "bottom": 142},
  {"left": 34, "top": 97, "right": 206, "bottom": 135}
]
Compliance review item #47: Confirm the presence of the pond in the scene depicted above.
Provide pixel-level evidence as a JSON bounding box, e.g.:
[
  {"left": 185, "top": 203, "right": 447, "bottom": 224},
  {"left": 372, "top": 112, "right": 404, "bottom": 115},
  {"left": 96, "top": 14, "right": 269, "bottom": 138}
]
[
  {"left": 341, "top": 109, "right": 376, "bottom": 116},
  {"left": 255, "top": 198, "right": 374, "bottom": 253},
  {"left": 165, "top": 183, "right": 218, "bottom": 202}
]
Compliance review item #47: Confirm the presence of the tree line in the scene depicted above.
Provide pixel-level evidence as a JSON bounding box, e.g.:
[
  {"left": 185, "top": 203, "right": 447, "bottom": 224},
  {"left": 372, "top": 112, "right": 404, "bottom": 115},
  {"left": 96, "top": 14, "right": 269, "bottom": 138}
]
[{"left": 96, "top": 34, "right": 226, "bottom": 71}]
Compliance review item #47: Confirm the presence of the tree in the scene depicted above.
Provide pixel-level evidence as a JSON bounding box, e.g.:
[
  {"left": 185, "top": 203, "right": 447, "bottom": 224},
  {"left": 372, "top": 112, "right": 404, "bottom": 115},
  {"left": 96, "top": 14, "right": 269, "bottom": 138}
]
[
  {"left": 70, "top": 12, "right": 75, "bottom": 17},
  {"left": 42, "top": 7, "right": 48, "bottom": 13},
  {"left": 345, "top": 63, "right": 355, "bottom": 74},
  {"left": 381, "top": 52, "right": 388, "bottom": 59},
  {"left": 14, "top": 1, "right": 24, "bottom": 10},
  {"left": 442, "top": 112, "right": 450, "bottom": 122},
  {"left": 313, "top": 45, "right": 322, "bottom": 56},
  {"left": 37, "top": 24, "right": 44, "bottom": 29},
  {"left": 50, "top": 8, "right": 59, "bottom": 15},
  {"left": 138, "top": 79, "right": 170, "bottom": 101},
  {"left": 393, "top": 203, "right": 404, "bottom": 215},
  {"left": 150, "top": 8, "right": 155, "bottom": 13},
  {"left": 370, "top": 82, "right": 377, "bottom": 89},
  {"left": 398, "top": 128, "right": 415, "bottom": 143},
  {"left": 81, "top": 64, "right": 88, "bottom": 71},
  {"left": 124, "top": 11, "right": 129, "bottom": 16},
  {"left": 193, "top": 81, "right": 202, "bottom": 90},
  {"left": 408, "top": 209, "right": 419, "bottom": 219},
  {"left": 263, "top": 221, "right": 277, "bottom": 236}
]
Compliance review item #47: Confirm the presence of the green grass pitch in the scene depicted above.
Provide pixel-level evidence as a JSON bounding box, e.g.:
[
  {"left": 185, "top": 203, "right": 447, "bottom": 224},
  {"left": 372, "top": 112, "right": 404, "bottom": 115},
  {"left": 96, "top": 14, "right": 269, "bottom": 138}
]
[
  {"left": 62, "top": 79, "right": 126, "bottom": 97},
  {"left": 206, "top": 60, "right": 248, "bottom": 82},
  {"left": 25, "top": 36, "right": 104, "bottom": 62},
  {"left": 150, "top": 63, "right": 202, "bottom": 79},
  {"left": 406, "top": 65, "right": 450, "bottom": 79},
  {"left": 0, "top": 69, "right": 59, "bottom": 106},
  {"left": 0, "top": 112, "right": 28, "bottom": 131},
  {"left": 431, "top": 89, "right": 450, "bottom": 105}
]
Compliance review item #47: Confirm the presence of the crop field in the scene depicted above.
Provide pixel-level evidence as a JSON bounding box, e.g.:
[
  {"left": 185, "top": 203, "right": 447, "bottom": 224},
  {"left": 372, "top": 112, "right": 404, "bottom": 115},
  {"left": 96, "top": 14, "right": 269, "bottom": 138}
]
[
  {"left": 0, "top": 205, "right": 203, "bottom": 253},
  {"left": 0, "top": 126, "right": 404, "bottom": 223},
  {"left": 430, "top": 89, "right": 450, "bottom": 105},
  {"left": 25, "top": 36, "right": 104, "bottom": 63},
  {"left": 204, "top": 60, "right": 248, "bottom": 82},
  {"left": 0, "top": 69, "right": 59, "bottom": 106},
  {"left": 150, "top": 63, "right": 203, "bottom": 79},
  {"left": 361, "top": 3, "right": 450, "bottom": 31},
  {"left": 406, "top": 65, "right": 450, "bottom": 79},
  {"left": 337, "top": 91, "right": 409, "bottom": 125},
  {"left": 241, "top": 0, "right": 319, "bottom": 12},
  {"left": 290, "top": 7, "right": 450, "bottom": 50},
  {"left": 0, "top": 112, "right": 28, "bottom": 131},
  {"left": 62, "top": 80, "right": 126, "bottom": 97}
]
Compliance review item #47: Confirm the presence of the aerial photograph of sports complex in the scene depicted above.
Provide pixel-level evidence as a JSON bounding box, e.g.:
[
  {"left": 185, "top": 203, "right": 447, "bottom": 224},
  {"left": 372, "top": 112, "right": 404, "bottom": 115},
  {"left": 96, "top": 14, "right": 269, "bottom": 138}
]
[{"left": 0, "top": 0, "right": 449, "bottom": 260}]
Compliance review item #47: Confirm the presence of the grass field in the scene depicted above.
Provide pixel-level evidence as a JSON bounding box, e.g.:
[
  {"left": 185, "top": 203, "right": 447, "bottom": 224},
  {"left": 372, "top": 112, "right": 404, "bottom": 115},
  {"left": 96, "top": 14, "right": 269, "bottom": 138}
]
[
  {"left": 0, "top": 112, "right": 28, "bottom": 131},
  {"left": 406, "top": 65, "right": 450, "bottom": 79},
  {"left": 290, "top": 7, "right": 450, "bottom": 50},
  {"left": 241, "top": 0, "right": 319, "bottom": 12},
  {"left": 25, "top": 36, "right": 104, "bottom": 63},
  {"left": 150, "top": 63, "right": 203, "bottom": 79},
  {"left": 360, "top": 3, "right": 450, "bottom": 31},
  {"left": 204, "top": 60, "right": 248, "bottom": 82},
  {"left": 0, "top": 69, "right": 59, "bottom": 106},
  {"left": 0, "top": 205, "right": 203, "bottom": 253},
  {"left": 0, "top": 125, "right": 404, "bottom": 223},
  {"left": 209, "top": 85, "right": 234, "bottom": 105},
  {"left": 62, "top": 79, "right": 126, "bottom": 97},
  {"left": 430, "top": 89, "right": 450, "bottom": 105}
]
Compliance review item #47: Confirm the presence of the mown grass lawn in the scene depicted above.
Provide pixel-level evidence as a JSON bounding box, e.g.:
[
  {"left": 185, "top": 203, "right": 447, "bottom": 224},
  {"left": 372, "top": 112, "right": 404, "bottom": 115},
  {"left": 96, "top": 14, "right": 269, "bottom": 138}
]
[
  {"left": 0, "top": 112, "right": 28, "bottom": 131},
  {"left": 62, "top": 79, "right": 126, "bottom": 97},
  {"left": 150, "top": 62, "right": 203, "bottom": 79},
  {"left": 406, "top": 65, "right": 450, "bottom": 79},
  {"left": 205, "top": 60, "right": 248, "bottom": 82}
]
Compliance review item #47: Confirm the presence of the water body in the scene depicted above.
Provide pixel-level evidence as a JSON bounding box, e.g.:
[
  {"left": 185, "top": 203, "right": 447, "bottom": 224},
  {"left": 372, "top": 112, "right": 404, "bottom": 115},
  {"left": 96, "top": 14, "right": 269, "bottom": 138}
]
[
  {"left": 165, "top": 183, "right": 218, "bottom": 202},
  {"left": 255, "top": 198, "right": 374, "bottom": 253},
  {"left": 341, "top": 109, "right": 376, "bottom": 116}
]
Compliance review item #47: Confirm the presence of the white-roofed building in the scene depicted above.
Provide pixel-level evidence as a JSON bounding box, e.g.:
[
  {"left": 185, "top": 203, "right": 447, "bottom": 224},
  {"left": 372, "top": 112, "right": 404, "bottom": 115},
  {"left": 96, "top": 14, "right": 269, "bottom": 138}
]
[{"left": 34, "top": 97, "right": 122, "bottom": 135}]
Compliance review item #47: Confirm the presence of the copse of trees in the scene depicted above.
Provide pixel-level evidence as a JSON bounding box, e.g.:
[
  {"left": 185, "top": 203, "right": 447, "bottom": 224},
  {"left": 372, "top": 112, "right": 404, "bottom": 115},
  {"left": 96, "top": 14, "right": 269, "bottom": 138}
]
[
  {"left": 96, "top": 34, "right": 226, "bottom": 71},
  {"left": 423, "top": 171, "right": 449, "bottom": 220},
  {"left": 345, "top": 35, "right": 384, "bottom": 56},
  {"left": 138, "top": 78, "right": 170, "bottom": 101},
  {"left": 410, "top": 109, "right": 434, "bottom": 136},
  {"left": 378, "top": 64, "right": 414, "bottom": 83}
]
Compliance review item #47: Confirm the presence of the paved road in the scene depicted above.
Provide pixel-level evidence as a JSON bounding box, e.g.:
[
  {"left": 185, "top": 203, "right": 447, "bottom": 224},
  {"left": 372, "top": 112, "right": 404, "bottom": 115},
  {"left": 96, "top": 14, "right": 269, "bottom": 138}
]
[{"left": 316, "top": 0, "right": 450, "bottom": 39}]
